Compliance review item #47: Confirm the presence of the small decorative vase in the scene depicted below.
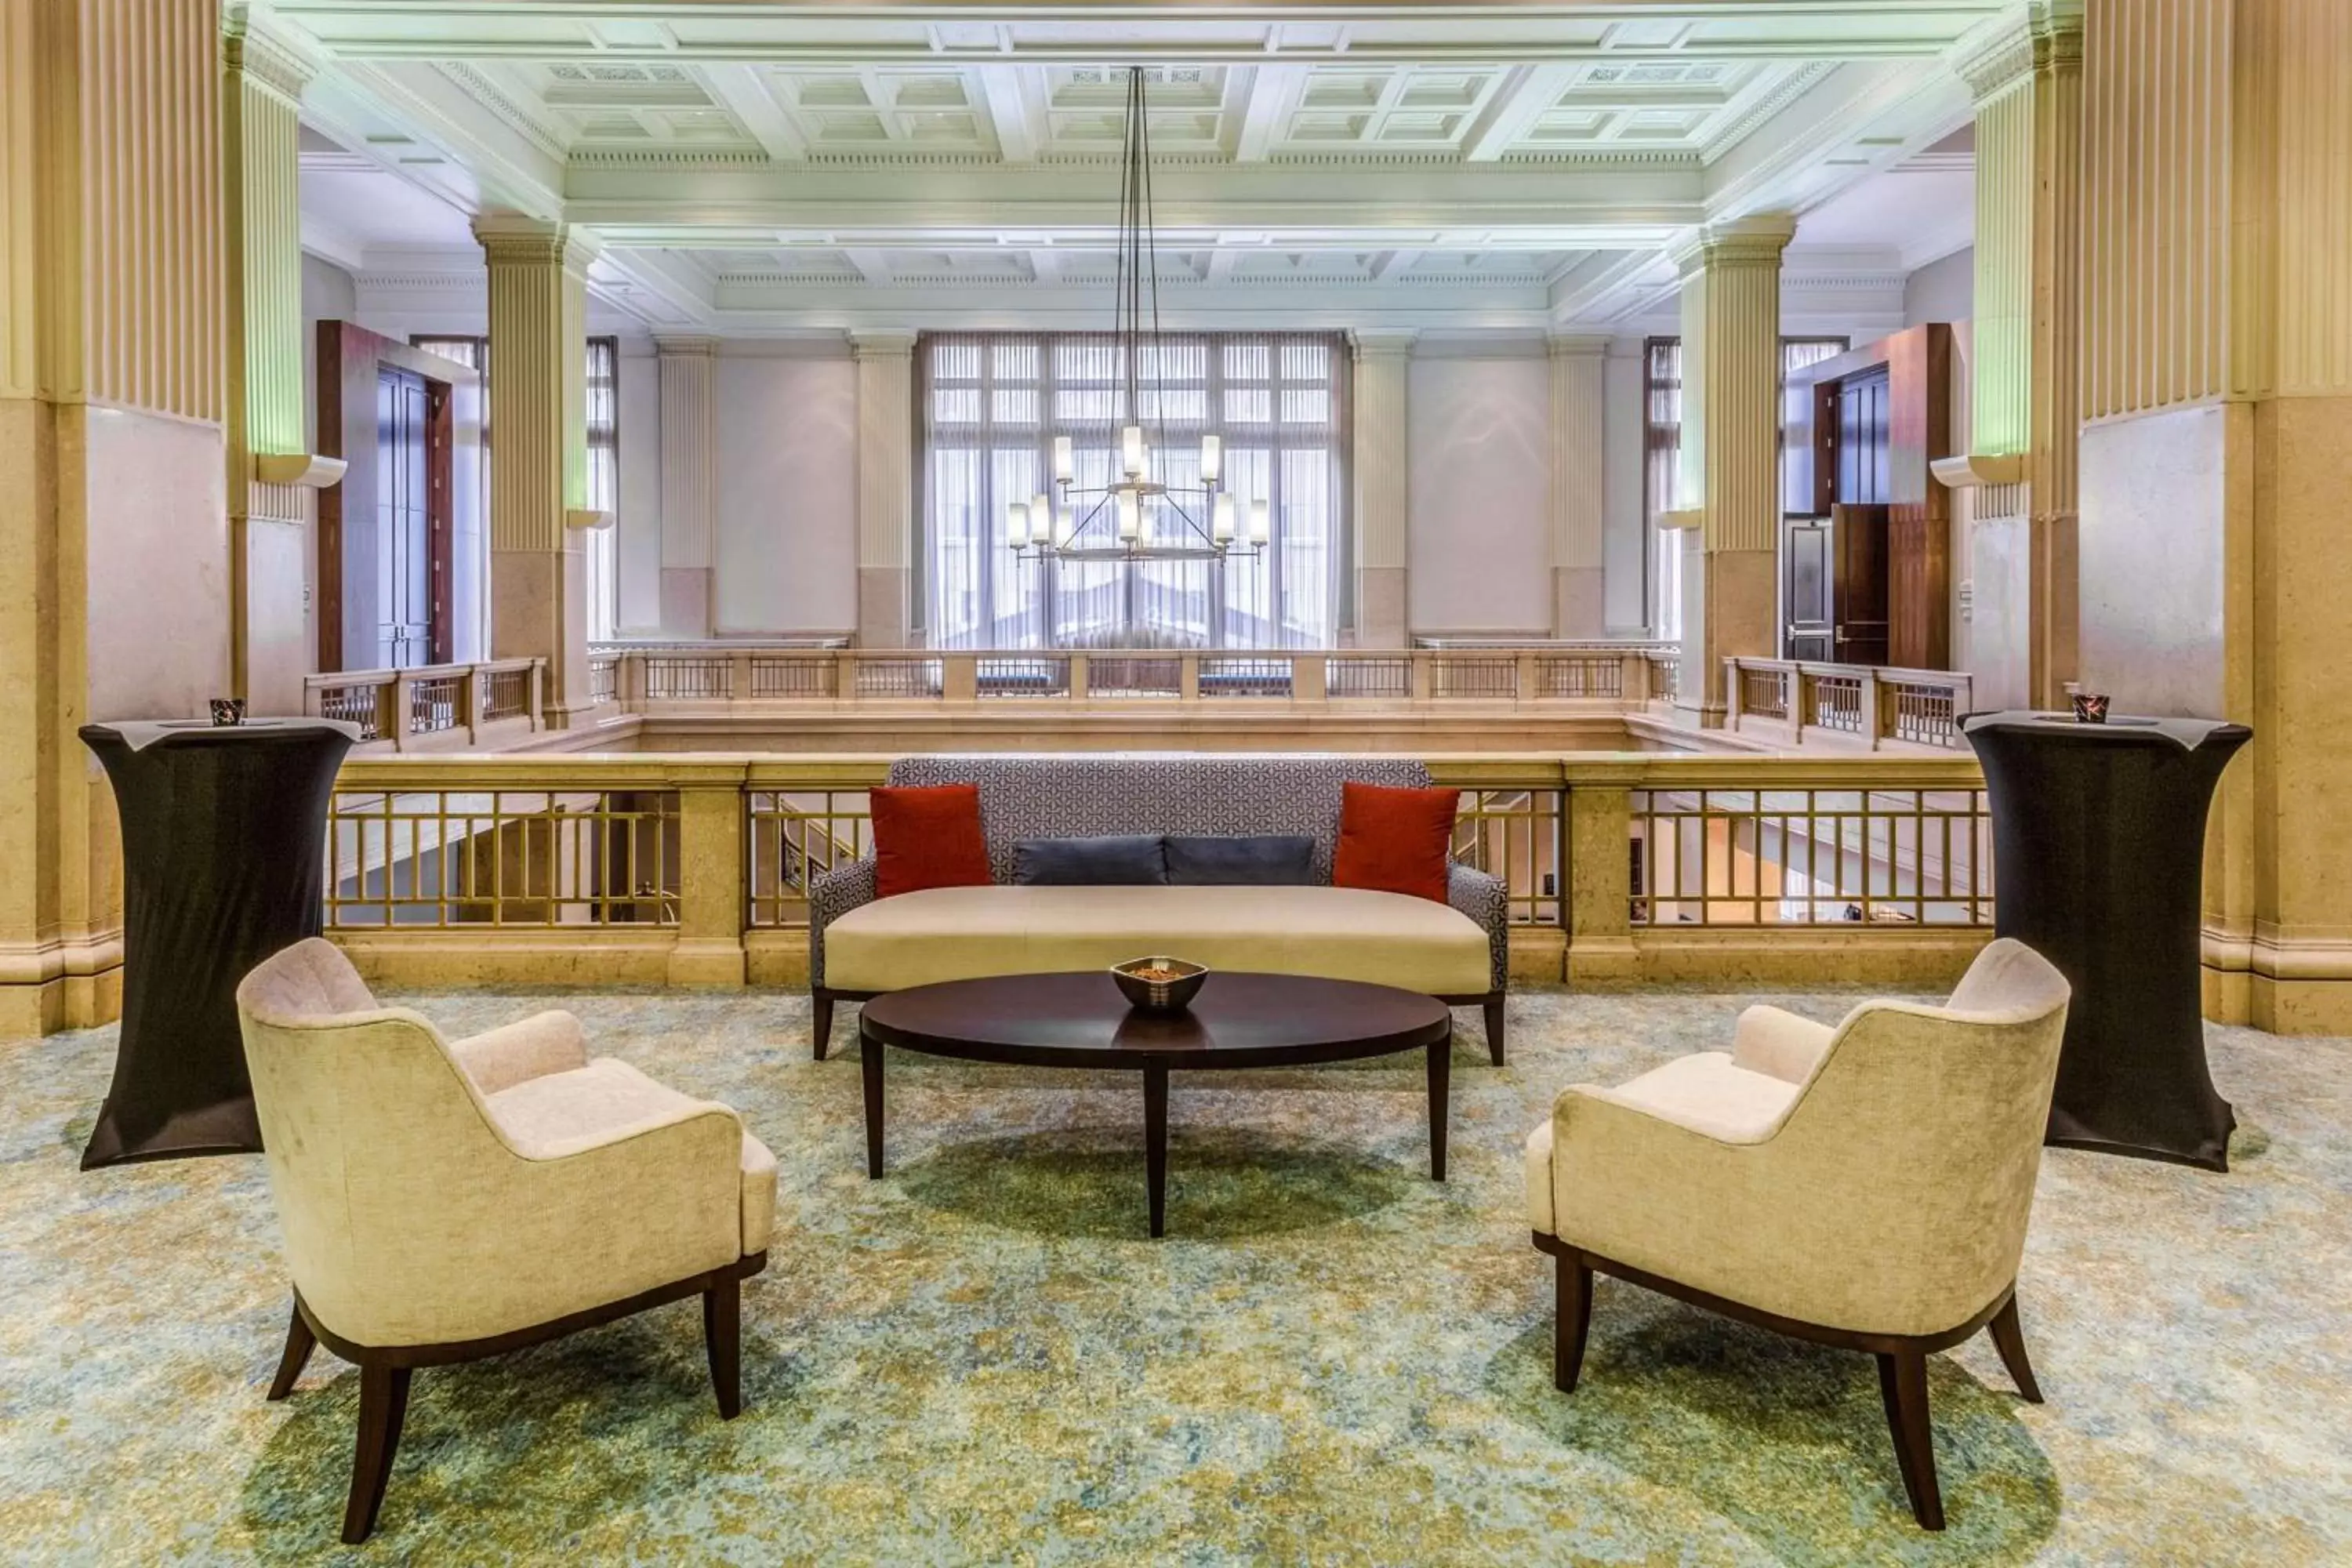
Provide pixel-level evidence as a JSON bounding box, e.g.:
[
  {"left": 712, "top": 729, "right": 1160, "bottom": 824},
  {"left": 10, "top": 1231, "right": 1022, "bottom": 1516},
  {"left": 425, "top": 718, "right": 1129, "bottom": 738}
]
[
  {"left": 2070, "top": 691, "right": 2111, "bottom": 724},
  {"left": 209, "top": 697, "right": 248, "bottom": 728}
]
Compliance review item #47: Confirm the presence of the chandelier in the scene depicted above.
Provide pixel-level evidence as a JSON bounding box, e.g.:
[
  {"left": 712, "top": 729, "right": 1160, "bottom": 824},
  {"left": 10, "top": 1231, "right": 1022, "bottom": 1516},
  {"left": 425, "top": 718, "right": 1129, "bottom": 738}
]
[{"left": 1009, "top": 66, "right": 1266, "bottom": 564}]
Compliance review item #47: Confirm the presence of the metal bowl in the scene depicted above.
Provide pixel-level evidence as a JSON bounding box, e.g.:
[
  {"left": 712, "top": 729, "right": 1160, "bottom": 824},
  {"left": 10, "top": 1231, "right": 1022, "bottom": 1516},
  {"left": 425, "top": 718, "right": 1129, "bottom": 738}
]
[{"left": 1111, "top": 956, "right": 1208, "bottom": 1013}]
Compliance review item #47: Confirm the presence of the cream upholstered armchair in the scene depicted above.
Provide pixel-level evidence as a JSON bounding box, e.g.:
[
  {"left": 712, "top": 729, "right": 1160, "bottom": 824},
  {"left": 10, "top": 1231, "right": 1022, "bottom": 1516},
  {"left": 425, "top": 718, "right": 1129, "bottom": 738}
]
[
  {"left": 1524, "top": 938, "right": 2071, "bottom": 1530},
  {"left": 234, "top": 939, "right": 777, "bottom": 1544}
]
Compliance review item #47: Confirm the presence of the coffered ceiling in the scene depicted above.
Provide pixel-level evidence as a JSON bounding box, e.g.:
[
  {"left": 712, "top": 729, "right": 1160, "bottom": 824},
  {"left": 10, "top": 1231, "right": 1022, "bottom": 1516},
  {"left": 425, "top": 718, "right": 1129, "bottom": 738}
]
[{"left": 271, "top": 1, "right": 2002, "bottom": 333}]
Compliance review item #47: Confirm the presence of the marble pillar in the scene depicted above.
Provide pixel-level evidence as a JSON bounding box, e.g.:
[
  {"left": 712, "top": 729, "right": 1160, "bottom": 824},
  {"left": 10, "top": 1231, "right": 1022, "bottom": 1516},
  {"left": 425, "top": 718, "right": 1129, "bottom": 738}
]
[
  {"left": 476, "top": 216, "right": 593, "bottom": 724},
  {"left": 1, "top": 0, "right": 230, "bottom": 1033},
  {"left": 1670, "top": 216, "right": 1793, "bottom": 724},
  {"left": 1351, "top": 330, "right": 1414, "bottom": 648},
  {"left": 2073, "top": 0, "right": 2352, "bottom": 1033},
  {"left": 1548, "top": 336, "right": 1609, "bottom": 638},
  {"left": 852, "top": 331, "right": 915, "bottom": 648},
  {"left": 655, "top": 335, "right": 717, "bottom": 638}
]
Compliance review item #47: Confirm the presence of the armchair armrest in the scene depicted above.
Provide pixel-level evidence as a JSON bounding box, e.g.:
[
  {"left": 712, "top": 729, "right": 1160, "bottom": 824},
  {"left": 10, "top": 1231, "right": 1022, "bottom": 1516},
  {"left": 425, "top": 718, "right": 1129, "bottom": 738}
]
[
  {"left": 1445, "top": 862, "right": 1510, "bottom": 993},
  {"left": 1730, "top": 1005, "right": 1838, "bottom": 1085},
  {"left": 808, "top": 857, "right": 878, "bottom": 989},
  {"left": 449, "top": 1010, "right": 588, "bottom": 1094}
]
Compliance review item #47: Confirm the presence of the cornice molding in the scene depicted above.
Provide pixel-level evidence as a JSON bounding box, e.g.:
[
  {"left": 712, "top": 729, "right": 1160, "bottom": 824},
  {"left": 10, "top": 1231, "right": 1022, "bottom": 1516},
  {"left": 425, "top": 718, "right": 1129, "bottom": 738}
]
[
  {"left": 652, "top": 334, "right": 721, "bottom": 357},
  {"left": 567, "top": 146, "right": 1704, "bottom": 175},
  {"left": 1696, "top": 60, "right": 1839, "bottom": 162},
  {"left": 1953, "top": 3, "right": 2083, "bottom": 101},
  {"left": 849, "top": 328, "right": 918, "bottom": 358},
  {"left": 221, "top": 12, "right": 319, "bottom": 103},
  {"left": 441, "top": 62, "right": 571, "bottom": 165}
]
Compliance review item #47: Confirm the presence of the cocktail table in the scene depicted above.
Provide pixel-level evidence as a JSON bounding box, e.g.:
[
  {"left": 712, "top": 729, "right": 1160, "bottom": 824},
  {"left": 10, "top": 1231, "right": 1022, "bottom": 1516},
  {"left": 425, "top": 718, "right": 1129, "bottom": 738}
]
[{"left": 855, "top": 971, "right": 1455, "bottom": 1237}]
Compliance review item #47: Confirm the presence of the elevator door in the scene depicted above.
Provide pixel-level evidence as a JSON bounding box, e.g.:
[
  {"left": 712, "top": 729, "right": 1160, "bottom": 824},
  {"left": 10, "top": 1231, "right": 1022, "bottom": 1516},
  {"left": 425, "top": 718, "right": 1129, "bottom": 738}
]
[{"left": 376, "top": 367, "right": 433, "bottom": 668}]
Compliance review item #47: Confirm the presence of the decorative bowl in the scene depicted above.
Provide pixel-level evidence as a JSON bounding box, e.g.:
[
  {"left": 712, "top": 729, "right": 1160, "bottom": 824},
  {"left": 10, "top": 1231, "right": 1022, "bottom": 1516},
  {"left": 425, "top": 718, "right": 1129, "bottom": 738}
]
[
  {"left": 2069, "top": 691, "right": 2111, "bottom": 724},
  {"left": 1111, "top": 956, "right": 1208, "bottom": 1014}
]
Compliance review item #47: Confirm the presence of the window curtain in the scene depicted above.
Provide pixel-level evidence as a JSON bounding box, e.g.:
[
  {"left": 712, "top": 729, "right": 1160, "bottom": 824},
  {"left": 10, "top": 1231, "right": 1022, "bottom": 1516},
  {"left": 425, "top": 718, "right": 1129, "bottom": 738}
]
[
  {"left": 1642, "top": 339, "right": 1682, "bottom": 639},
  {"left": 584, "top": 336, "right": 620, "bottom": 643},
  {"left": 918, "top": 330, "right": 1349, "bottom": 649}
]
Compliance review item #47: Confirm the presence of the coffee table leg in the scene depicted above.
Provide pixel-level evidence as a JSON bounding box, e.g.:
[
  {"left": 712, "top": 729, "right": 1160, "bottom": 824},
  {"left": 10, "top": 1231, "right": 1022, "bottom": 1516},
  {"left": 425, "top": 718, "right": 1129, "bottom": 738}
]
[
  {"left": 861, "top": 1032, "right": 884, "bottom": 1178},
  {"left": 1144, "top": 1063, "right": 1169, "bottom": 1239},
  {"left": 1427, "top": 1033, "right": 1450, "bottom": 1182}
]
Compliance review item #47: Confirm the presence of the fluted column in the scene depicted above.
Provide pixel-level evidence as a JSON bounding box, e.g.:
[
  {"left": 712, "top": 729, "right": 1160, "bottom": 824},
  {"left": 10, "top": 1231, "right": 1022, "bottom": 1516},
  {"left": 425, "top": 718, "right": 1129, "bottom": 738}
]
[
  {"left": 1670, "top": 216, "right": 1793, "bottom": 723},
  {"left": 2, "top": 0, "right": 229, "bottom": 1033},
  {"left": 852, "top": 330, "right": 915, "bottom": 648},
  {"left": 1351, "top": 329, "right": 1414, "bottom": 648},
  {"left": 223, "top": 6, "right": 334, "bottom": 716},
  {"left": 655, "top": 335, "right": 718, "bottom": 637},
  {"left": 2071, "top": 0, "right": 2352, "bottom": 1033},
  {"left": 1548, "top": 335, "right": 1609, "bottom": 637},
  {"left": 1949, "top": 4, "right": 2082, "bottom": 711},
  {"left": 476, "top": 216, "right": 594, "bottom": 722}
]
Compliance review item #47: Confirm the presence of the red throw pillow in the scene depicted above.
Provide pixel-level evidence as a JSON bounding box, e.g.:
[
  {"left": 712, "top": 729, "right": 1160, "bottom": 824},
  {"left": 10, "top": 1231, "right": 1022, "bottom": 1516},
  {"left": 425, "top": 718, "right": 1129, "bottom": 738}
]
[
  {"left": 871, "top": 783, "right": 993, "bottom": 898},
  {"left": 1332, "top": 781, "right": 1458, "bottom": 902}
]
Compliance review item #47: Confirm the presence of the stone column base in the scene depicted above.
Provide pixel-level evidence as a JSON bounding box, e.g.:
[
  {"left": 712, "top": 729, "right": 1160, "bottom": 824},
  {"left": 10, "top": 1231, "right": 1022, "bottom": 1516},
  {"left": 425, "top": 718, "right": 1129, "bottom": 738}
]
[
  {"left": 1356, "top": 564, "right": 1408, "bottom": 648},
  {"left": 858, "top": 564, "right": 910, "bottom": 648},
  {"left": 1551, "top": 566, "right": 1605, "bottom": 640},
  {"left": 660, "top": 567, "right": 714, "bottom": 639},
  {"left": 492, "top": 544, "right": 590, "bottom": 724}
]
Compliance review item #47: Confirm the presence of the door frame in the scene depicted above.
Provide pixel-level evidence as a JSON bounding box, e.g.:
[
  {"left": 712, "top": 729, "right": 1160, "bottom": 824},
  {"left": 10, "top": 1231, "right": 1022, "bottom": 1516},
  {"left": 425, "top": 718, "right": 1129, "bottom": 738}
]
[{"left": 315, "top": 324, "right": 477, "bottom": 672}]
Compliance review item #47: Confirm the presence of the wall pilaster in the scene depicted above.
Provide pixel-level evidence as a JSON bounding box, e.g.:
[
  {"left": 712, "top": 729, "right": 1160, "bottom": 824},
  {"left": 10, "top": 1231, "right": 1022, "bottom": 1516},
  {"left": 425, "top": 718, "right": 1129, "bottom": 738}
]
[
  {"left": 1350, "top": 329, "right": 1414, "bottom": 648},
  {"left": 852, "top": 330, "right": 915, "bottom": 648},
  {"left": 1, "top": 0, "right": 228, "bottom": 1034},
  {"left": 655, "top": 335, "right": 718, "bottom": 637},
  {"left": 1670, "top": 216, "right": 1792, "bottom": 723},
  {"left": 1548, "top": 335, "right": 1609, "bottom": 638},
  {"left": 476, "top": 216, "right": 593, "bottom": 722}
]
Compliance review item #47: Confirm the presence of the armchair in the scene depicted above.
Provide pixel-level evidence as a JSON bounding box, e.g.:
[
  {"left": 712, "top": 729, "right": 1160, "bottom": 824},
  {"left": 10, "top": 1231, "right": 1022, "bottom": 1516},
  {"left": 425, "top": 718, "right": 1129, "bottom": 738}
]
[
  {"left": 235, "top": 939, "right": 777, "bottom": 1543},
  {"left": 1523, "top": 938, "right": 2071, "bottom": 1529}
]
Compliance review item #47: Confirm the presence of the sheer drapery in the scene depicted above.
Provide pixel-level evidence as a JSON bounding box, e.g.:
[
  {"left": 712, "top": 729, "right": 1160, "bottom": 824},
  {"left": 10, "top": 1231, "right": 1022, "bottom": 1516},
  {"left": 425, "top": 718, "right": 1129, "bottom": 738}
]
[
  {"left": 584, "top": 336, "right": 620, "bottom": 643},
  {"left": 919, "top": 330, "right": 1348, "bottom": 649}
]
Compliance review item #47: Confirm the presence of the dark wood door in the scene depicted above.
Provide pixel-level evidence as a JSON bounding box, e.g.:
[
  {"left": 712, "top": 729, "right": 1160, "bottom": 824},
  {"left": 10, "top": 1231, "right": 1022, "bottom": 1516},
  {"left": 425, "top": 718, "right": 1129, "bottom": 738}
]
[
  {"left": 1783, "top": 517, "right": 1835, "bottom": 661},
  {"left": 1831, "top": 503, "right": 1890, "bottom": 666},
  {"left": 376, "top": 367, "right": 433, "bottom": 669}
]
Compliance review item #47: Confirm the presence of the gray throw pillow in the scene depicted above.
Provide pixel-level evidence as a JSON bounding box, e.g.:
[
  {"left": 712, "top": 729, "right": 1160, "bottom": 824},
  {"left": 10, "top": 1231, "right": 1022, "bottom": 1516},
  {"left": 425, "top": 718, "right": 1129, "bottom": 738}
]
[
  {"left": 1163, "top": 835, "right": 1317, "bottom": 887},
  {"left": 1012, "top": 835, "right": 1171, "bottom": 886}
]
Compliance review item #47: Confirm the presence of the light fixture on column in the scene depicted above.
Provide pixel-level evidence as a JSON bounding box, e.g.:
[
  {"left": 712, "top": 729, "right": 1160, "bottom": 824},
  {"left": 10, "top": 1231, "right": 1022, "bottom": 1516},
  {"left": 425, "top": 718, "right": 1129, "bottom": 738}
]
[{"left": 1009, "top": 67, "right": 1262, "bottom": 567}]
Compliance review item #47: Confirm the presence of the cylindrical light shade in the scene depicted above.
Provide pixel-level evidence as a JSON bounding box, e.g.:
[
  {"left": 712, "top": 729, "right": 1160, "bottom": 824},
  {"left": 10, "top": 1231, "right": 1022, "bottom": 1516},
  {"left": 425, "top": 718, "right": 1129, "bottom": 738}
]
[
  {"left": 1007, "top": 501, "right": 1031, "bottom": 548},
  {"left": 1053, "top": 502, "right": 1075, "bottom": 546},
  {"left": 1052, "top": 435, "right": 1074, "bottom": 483},
  {"left": 1200, "top": 434, "right": 1222, "bottom": 484},
  {"left": 1116, "top": 488, "right": 1141, "bottom": 541},
  {"left": 1248, "top": 499, "right": 1271, "bottom": 544},
  {"left": 1120, "top": 424, "right": 1146, "bottom": 479},
  {"left": 1212, "top": 492, "right": 1236, "bottom": 542},
  {"left": 1030, "top": 492, "right": 1052, "bottom": 535}
]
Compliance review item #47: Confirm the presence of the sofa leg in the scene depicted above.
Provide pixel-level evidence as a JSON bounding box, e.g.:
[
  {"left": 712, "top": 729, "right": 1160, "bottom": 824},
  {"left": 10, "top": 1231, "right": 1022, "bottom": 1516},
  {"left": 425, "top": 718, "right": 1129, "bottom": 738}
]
[
  {"left": 1876, "top": 1349, "right": 1945, "bottom": 1530},
  {"left": 267, "top": 1298, "right": 315, "bottom": 1401},
  {"left": 703, "top": 1274, "right": 743, "bottom": 1420},
  {"left": 1483, "top": 994, "right": 1507, "bottom": 1066},
  {"left": 811, "top": 991, "right": 834, "bottom": 1062},
  {"left": 1987, "top": 1294, "right": 2043, "bottom": 1403},
  {"left": 343, "top": 1363, "right": 412, "bottom": 1544},
  {"left": 1555, "top": 1250, "right": 1592, "bottom": 1392}
]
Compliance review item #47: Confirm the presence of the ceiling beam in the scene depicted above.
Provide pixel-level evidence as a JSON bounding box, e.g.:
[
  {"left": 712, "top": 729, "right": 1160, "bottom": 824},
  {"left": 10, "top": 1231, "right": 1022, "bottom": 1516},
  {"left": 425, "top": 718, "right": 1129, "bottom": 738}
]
[
  {"left": 1461, "top": 64, "right": 1576, "bottom": 162},
  {"left": 841, "top": 247, "right": 896, "bottom": 283},
  {"left": 1232, "top": 64, "right": 1301, "bottom": 162},
  {"left": 698, "top": 63, "right": 807, "bottom": 162},
  {"left": 978, "top": 64, "right": 1040, "bottom": 162},
  {"left": 327, "top": 60, "right": 566, "bottom": 219}
]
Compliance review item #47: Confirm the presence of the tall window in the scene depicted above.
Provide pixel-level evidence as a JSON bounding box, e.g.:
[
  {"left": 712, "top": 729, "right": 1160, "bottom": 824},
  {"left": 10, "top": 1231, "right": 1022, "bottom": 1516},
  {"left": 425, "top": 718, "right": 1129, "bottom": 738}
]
[
  {"left": 1640, "top": 334, "right": 1850, "bottom": 637},
  {"left": 918, "top": 331, "right": 1348, "bottom": 649},
  {"left": 584, "top": 336, "right": 620, "bottom": 643}
]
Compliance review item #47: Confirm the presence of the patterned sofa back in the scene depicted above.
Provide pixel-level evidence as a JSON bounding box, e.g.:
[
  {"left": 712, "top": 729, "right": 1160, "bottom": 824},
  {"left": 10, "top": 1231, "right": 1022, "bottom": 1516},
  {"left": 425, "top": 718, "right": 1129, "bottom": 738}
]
[{"left": 883, "top": 754, "right": 1433, "bottom": 884}]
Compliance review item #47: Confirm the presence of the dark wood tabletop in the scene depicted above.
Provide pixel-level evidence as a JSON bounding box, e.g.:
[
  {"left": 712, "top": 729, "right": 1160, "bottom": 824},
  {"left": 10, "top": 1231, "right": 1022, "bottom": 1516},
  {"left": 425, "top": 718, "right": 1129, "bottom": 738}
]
[{"left": 856, "top": 970, "right": 1454, "bottom": 1071}]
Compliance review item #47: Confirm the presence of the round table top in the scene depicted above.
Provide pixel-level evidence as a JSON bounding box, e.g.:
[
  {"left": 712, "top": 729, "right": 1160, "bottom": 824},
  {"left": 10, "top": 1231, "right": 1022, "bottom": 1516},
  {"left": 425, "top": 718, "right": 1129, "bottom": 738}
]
[{"left": 856, "top": 971, "right": 1453, "bottom": 1071}]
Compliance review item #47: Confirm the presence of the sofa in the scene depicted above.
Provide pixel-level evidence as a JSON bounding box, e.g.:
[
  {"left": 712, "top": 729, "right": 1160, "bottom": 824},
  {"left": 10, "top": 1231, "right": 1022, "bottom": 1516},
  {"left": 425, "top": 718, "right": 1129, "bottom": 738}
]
[{"left": 809, "top": 755, "right": 1511, "bottom": 1061}]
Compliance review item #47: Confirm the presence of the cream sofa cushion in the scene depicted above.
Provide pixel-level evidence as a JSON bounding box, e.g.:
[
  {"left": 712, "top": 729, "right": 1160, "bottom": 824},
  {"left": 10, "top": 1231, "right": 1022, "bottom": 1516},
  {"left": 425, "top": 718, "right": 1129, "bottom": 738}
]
[{"left": 821, "top": 884, "right": 1492, "bottom": 996}]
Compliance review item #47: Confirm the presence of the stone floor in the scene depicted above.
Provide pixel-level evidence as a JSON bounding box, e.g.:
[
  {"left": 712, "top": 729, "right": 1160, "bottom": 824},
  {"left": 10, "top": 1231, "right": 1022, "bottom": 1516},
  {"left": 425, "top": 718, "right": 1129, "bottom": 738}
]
[{"left": 1, "top": 986, "right": 2347, "bottom": 1566}]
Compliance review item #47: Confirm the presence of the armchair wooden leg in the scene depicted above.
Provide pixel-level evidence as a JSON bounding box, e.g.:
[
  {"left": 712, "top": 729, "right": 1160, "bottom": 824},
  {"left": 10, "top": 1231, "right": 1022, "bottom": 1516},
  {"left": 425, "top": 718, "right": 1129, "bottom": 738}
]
[
  {"left": 1483, "top": 994, "right": 1507, "bottom": 1066},
  {"left": 1554, "top": 1250, "right": 1593, "bottom": 1393},
  {"left": 267, "top": 1300, "right": 316, "bottom": 1401},
  {"left": 703, "top": 1275, "right": 743, "bottom": 1420},
  {"left": 1875, "top": 1349, "right": 1944, "bottom": 1530},
  {"left": 1987, "top": 1295, "right": 2044, "bottom": 1403},
  {"left": 811, "top": 991, "right": 835, "bottom": 1062},
  {"left": 343, "top": 1364, "right": 412, "bottom": 1544}
]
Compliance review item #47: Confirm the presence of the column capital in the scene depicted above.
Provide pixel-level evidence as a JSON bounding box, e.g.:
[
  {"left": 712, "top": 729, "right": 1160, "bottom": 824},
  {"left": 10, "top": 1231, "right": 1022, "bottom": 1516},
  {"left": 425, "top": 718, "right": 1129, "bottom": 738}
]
[
  {"left": 221, "top": 6, "right": 320, "bottom": 102},
  {"left": 850, "top": 328, "right": 918, "bottom": 360},
  {"left": 652, "top": 334, "right": 720, "bottom": 358},
  {"left": 1952, "top": 1, "right": 2083, "bottom": 100},
  {"left": 472, "top": 216, "right": 598, "bottom": 276},
  {"left": 1668, "top": 215, "right": 1798, "bottom": 277},
  {"left": 1349, "top": 328, "right": 1419, "bottom": 361},
  {"left": 1546, "top": 332, "right": 1612, "bottom": 359}
]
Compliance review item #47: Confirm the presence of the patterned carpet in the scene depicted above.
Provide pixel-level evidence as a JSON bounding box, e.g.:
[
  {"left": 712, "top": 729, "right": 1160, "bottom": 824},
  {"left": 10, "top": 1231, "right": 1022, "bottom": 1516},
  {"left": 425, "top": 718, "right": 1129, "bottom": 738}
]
[{"left": 2, "top": 986, "right": 2347, "bottom": 1566}]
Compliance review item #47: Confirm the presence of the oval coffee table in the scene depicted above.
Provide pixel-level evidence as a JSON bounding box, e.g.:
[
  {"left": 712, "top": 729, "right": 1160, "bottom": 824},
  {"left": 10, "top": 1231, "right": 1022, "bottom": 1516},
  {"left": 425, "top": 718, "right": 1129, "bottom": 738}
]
[{"left": 856, "top": 971, "right": 1454, "bottom": 1237}]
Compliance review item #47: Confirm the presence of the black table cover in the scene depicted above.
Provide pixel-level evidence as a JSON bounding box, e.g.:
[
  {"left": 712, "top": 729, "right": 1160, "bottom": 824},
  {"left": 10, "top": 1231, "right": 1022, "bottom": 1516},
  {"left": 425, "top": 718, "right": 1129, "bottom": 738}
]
[
  {"left": 78, "top": 719, "right": 358, "bottom": 1169},
  {"left": 1964, "top": 710, "right": 2250, "bottom": 1171}
]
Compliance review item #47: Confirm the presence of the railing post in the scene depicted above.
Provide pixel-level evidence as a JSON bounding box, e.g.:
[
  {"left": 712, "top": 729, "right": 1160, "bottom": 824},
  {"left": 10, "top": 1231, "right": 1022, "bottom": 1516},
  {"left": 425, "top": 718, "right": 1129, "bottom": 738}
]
[
  {"left": 943, "top": 653, "right": 978, "bottom": 702},
  {"left": 1294, "top": 652, "right": 1327, "bottom": 705},
  {"left": 1624, "top": 651, "right": 1648, "bottom": 704},
  {"left": 730, "top": 650, "right": 756, "bottom": 704},
  {"left": 1068, "top": 652, "right": 1089, "bottom": 703},
  {"left": 1859, "top": 666, "right": 1883, "bottom": 751},
  {"left": 463, "top": 665, "right": 483, "bottom": 745},
  {"left": 1410, "top": 652, "right": 1434, "bottom": 702},
  {"left": 1566, "top": 772, "right": 1639, "bottom": 986},
  {"left": 1515, "top": 651, "right": 1538, "bottom": 703},
  {"left": 1178, "top": 652, "right": 1201, "bottom": 702},
  {"left": 669, "top": 762, "right": 749, "bottom": 986},
  {"left": 1724, "top": 658, "right": 1744, "bottom": 729},
  {"left": 390, "top": 671, "right": 417, "bottom": 752}
]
